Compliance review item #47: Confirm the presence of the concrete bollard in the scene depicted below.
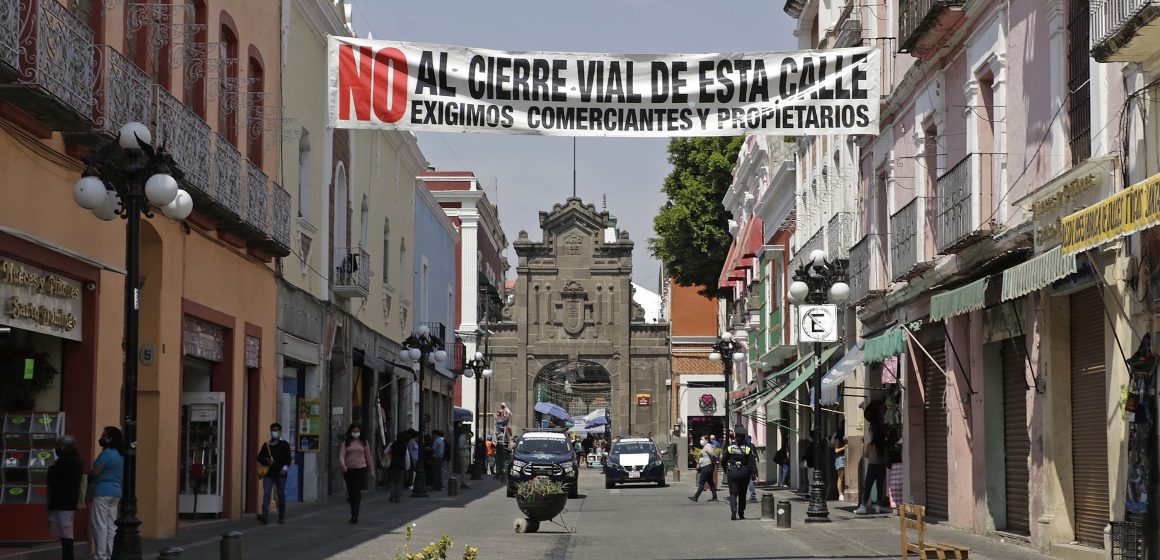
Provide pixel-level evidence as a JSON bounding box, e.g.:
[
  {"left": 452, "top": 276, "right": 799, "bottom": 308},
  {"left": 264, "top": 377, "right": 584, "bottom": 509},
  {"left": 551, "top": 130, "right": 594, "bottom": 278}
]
[
  {"left": 761, "top": 493, "right": 776, "bottom": 519},
  {"left": 220, "top": 530, "right": 242, "bottom": 560},
  {"left": 159, "top": 547, "right": 184, "bottom": 559},
  {"left": 776, "top": 500, "right": 792, "bottom": 528},
  {"left": 447, "top": 477, "right": 459, "bottom": 496},
  {"left": 672, "top": 468, "right": 680, "bottom": 482}
]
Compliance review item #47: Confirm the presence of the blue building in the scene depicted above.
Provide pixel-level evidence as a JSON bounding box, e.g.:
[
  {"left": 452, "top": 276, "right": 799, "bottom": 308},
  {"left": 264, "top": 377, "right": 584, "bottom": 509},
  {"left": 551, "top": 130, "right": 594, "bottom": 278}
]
[{"left": 412, "top": 185, "right": 460, "bottom": 434}]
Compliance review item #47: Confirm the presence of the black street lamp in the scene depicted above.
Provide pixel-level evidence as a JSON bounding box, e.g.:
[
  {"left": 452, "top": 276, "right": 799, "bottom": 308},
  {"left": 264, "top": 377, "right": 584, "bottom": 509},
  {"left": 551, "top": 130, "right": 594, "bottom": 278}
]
[
  {"left": 402, "top": 325, "right": 447, "bottom": 497},
  {"left": 73, "top": 122, "right": 193, "bottom": 560},
  {"left": 708, "top": 332, "right": 745, "bottom": 443},
  {"left": 464, "top": 351, "right": 492, "bottom": 480},
  {"left": 787, "top": 248, "right": 850, "bottom": 523}
]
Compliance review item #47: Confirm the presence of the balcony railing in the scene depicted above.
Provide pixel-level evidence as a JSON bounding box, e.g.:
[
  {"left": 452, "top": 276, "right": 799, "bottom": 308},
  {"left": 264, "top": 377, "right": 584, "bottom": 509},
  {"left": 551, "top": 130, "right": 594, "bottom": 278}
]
[
  {"left": 0, "top": 0, "right": 94, "bottom": 130},
  {"left": 333, "top": 247, "right": 371, "bottom": 299},
  {"left": 899, "top": 0, "right": 967, "bottom": 58},
  {"left": 827, "top": 212, "right": 855, "bottom": 261},
  {"left": 890, "top": 197, "right": 934, "bottom": 280},
  {"left": 848, "top": 235, "right": 887, "bottom": 305},
  {"left": 93, "top": 46, "right": 153, "bottom": 139},
  {"left": 244, "top": 160, "right": 270, "bottom": 235},
  {"left": 0, "top": 0, "right": 17, "bottom": 74},
  {"left": 1091, "top": 0, "right": 1160, "bottom": 62},
  {"left": 212, "top": 134, "right": 243, "bottom": 218},
  {"left": 936, "top": 153, "right": 994, "bottom": 253},
  {"left": 156, "top": 88, "right": 213, "bottom": 197},
  {"left": 791, "top": 228, "right": 825, "bottom": 271},
  {"left": 862, "top": 37, "right": 897, "bottom": 98},
  {"left": 271, "top": 182, "right": 292, "bottom": 253}
]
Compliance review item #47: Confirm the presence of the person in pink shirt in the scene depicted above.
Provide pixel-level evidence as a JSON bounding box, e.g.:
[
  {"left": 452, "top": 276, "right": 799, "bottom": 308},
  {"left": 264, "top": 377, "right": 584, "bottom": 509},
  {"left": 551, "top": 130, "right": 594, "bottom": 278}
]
[{"left": 339, "top": 422, "right": 375, "bottom": 524}]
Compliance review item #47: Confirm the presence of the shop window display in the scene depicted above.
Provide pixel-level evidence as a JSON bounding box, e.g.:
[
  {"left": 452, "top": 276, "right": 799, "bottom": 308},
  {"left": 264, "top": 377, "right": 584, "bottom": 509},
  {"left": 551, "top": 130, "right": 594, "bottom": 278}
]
[{"left": 0, "top": 328, "right": 65, "bottom": 509}]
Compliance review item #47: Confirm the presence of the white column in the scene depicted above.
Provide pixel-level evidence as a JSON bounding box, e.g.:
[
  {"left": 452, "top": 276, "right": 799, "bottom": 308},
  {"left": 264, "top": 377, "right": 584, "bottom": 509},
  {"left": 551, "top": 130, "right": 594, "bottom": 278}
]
[
  {"left": 963, "top": 77, "right": 981, "bottom": 229},
  {"left": 458, "top": 212, "right": 481, "bottom": 433},
  {"left": 989, "top": 54, "right": 1008, "bottom": 223},
  {"left": 1047, "top": 0, "right": 1066, "bottom": 177}
]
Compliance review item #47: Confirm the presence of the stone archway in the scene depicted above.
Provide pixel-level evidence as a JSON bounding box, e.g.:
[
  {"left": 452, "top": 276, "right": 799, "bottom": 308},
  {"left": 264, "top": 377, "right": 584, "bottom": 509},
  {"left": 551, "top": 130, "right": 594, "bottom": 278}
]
[{"left": 532, "top": 360, "right": 611, "bottom": 427}]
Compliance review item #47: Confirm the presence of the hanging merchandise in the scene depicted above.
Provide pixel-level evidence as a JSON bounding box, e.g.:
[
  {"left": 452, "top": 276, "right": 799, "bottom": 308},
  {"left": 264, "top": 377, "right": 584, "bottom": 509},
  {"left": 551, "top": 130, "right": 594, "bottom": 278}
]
[{"left": 1123, "top": 334, "right": 1155, "bottom": 514}]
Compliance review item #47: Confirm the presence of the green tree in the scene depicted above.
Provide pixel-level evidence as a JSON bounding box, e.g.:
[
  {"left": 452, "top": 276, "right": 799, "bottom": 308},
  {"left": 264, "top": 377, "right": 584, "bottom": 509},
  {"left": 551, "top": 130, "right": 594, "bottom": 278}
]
[{"left": 649, "top": 136, "right": 744, "bottom": 299}]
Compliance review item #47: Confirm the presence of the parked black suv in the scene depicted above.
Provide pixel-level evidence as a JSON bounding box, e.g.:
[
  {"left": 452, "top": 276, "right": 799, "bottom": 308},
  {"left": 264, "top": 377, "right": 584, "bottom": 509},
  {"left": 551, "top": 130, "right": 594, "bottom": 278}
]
[{"left": 506, "top": 431, "right": 579, "bottom": 498}]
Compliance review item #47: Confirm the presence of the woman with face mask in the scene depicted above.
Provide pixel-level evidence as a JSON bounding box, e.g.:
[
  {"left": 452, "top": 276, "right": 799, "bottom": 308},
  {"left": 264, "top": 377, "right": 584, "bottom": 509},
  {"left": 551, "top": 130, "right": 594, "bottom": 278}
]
[
  {"left": 89, "top": 427, "right": 124, "bottom": 560},
  {"left": 339, "top": 422, "right": 375, "bottom": 523}
]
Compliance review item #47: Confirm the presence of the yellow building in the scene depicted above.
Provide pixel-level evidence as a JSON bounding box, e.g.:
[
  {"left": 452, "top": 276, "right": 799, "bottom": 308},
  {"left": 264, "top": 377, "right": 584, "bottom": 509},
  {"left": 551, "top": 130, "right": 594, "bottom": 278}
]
[{"left": 0, "top": 0, "right": 288, "bottom": 541}]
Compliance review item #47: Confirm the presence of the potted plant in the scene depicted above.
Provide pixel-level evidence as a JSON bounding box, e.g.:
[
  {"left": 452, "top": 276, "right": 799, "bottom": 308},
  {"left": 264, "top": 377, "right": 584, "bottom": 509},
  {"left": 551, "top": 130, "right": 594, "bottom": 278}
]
[{"left": 515, "top": 477, "right": 568, "bottom": 528}]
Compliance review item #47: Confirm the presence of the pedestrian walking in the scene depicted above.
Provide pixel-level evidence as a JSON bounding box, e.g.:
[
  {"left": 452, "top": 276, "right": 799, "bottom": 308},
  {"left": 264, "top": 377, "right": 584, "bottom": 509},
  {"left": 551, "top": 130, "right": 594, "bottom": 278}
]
[
  {"left": 256, "top": 422, "right": 292, "bottom": 524},
  {"left": 47, "top": 435, "right": 83, "bottom": 560},
  {"left": 855, "top": 401, "right": 889, "bottom": 515},
  {"left": 340, "top": 422, "right": 375, "bottom": 523},
  {"left": 431, "top": 430, "right": 446, "bottom": 490},
  {"left": 745, "top": 434, "right": 760, "bottom": 503},
  {"left": 687, "top": 436, "right": 719, "bottom": 502},
  {"left": 720, "top": 424, "right": 758, "bottom": 520},
  {"left": 421, "top": 433, "right": 436, "bottom": 489},
  {"left": 384, "top": 430, "right": 414, "bottom": 502},
  {"left": 89, "top": 426, "right": 124, "bottom": 560},
  {"left": 473, "top": 430, "right": 487, "bottom": 477},
  {"left": 407, "top": 433, "right": 420, "bottom": 489},
  {"left": 485, "top": 435, "right": 496, "bottom": 475},
  {"left": 833, "top": 434, "right": 847, "bottom": 501},
  {"left": 456, "top": 428, "right": 471, "bottom": 488},
  {"left": 772, "top": 442, "right": 790, "bottom": 487}
]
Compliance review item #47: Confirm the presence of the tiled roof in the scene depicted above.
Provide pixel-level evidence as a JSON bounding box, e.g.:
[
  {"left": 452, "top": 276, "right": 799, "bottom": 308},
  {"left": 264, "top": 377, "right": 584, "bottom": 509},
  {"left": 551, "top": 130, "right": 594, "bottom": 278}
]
[{"left": 673, "top": 355, "right": 720, "bottom": 375}]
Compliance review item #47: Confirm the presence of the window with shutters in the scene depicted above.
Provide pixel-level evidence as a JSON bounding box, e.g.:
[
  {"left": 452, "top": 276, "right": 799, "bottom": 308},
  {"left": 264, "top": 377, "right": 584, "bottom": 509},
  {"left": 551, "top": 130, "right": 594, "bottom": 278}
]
[{"left": 1067, "top": 0, "right": 1091, "bottom": 164}]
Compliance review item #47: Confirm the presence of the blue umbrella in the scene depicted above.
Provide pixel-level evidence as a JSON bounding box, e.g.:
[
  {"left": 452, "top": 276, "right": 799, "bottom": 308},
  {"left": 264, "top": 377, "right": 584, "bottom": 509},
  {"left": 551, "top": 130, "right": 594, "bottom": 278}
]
[
  {"left": 533, "top": 401, "right": 574, "bottom": 423},
  {"left": 585, "top": 416, "right": 609, "bottom": 429}
]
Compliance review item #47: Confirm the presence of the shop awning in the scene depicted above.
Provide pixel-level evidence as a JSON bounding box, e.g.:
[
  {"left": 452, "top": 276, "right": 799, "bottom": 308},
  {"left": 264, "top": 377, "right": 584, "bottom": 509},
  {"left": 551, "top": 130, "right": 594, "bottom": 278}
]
[
  {"left": 930, "top": 277, "right": 989, "bottom": 321},
  {"left": 1000, "top": 246, "right": 1077, "bottom": 301},
  {"left": 820, "top": 342, "right": 864, "bottom": 405},
  {"left": 864, "top": 328, "right": 905, "bottom": 364},
  {"left": 718, "top": 239, "right": 741, "bottom": 289},
  {"left": 762, "top": 352, "right": 815, "bottom": 389},
  {"left": 734, "top": 346, "right": 838, "bottom": 416}
]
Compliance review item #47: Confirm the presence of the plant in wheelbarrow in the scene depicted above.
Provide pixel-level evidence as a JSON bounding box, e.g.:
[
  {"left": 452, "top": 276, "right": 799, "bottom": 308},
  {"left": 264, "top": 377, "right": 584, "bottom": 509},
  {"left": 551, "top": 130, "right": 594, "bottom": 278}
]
[{"left": 513, "top": 477, "right": 569, "bottom": 534}]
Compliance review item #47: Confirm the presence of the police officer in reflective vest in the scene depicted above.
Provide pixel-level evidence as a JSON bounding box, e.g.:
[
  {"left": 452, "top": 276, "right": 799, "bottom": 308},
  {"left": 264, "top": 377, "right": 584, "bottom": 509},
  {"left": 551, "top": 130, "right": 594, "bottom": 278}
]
[{"left": 721, "top": 423, "right": 758, "bottom": 520}]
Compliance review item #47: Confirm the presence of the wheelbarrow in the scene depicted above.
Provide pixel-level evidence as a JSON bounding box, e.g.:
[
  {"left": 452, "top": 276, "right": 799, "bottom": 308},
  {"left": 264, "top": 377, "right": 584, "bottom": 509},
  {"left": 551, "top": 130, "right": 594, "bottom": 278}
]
[{"left": 513, "top": 493, "right": 569, "bottom": 533}]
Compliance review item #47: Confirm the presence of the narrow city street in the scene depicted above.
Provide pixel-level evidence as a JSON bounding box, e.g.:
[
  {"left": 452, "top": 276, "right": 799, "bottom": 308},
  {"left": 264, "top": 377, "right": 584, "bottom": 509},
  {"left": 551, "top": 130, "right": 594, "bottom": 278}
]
[{"left": 136, "top": 472, "right": 1054, "bottom": 560}]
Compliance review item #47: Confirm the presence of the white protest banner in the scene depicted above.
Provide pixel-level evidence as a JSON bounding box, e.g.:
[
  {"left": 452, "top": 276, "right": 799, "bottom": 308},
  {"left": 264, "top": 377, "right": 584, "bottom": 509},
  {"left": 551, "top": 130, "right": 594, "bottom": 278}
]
[{"left": 327, "top": 38, "right": 880, "bottom": 137}]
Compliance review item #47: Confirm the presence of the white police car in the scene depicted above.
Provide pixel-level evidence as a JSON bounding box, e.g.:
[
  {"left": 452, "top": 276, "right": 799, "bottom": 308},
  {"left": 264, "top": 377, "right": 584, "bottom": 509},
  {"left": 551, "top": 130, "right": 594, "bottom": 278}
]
[{"left": 604, "top": 437, "right": 666, "bottom": 488}]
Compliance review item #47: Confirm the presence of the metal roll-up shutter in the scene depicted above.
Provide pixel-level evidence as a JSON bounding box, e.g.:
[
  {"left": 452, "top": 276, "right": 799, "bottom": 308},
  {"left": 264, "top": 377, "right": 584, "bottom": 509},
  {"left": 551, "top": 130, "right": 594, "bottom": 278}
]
[
  {"left": 1002, "top": 342, "right": 1031, "bottom": 534},
  {"left": 1069, "top": 287, "right": 1108, "bottom": 548},
  {"left": 922, "top": 337, "right": 949, "bottom": 520}
]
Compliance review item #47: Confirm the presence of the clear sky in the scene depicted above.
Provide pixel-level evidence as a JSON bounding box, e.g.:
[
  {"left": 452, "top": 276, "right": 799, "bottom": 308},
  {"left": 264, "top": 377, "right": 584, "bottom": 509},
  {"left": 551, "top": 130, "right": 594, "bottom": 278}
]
[{"left": 351, "top": 1, "right": 798, "bottom": 292}]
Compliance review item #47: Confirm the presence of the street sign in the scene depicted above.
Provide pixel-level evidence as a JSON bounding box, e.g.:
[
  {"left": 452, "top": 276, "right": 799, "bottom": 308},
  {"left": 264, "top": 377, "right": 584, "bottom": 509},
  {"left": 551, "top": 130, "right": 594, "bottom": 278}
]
[{"left": 798, "top": 304, "right": 838, "bottom": 343}]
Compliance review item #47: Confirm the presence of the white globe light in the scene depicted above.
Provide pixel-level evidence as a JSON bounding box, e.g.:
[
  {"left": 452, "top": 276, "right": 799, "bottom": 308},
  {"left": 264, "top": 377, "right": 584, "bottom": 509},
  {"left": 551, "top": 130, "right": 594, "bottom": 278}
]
[
  {"left": 810, "top": 249, "right": 828, "bottom": 267},
  {"left": 160, "top": 189, "right": 193, "bottom": 220},
  {"left": 829, "top": 282, "right": 851, "bottom": 303},
  {"left": 144, "top": 173, "right": 179, "bottom": 206},
  {"left": 118, "top": 122, "right": 151, "bottom": 150},
  {"left": 74, "top": 176, "right": 107, "bottom": 209},
  {"left": 721, "top": 331, "right": 733, "bottom": 342},
  {"left": 788, "top": 280, "right": 810, "bottom": 304},
  {"left": 434, "top": 350, "right": 447, "bottom": 363},
  {"left": 709, "top": 352, "right": 722, "bottom": 363},
  {"left": 92, "top": 191, "right": 120, "bottom": 221},
  {"left": 732, "top": 352, "right": 746, "bottom": 362},
  {"left": 474, "top": 351, "right": 484, "bottom": 361},
  {"left": 417, "top": 325, "right": 430, "bottom": 337},
  {"left": 407, "top": 348, "right": 420, "bottom": 361},
  {"left": 464, "top": 368, "right": 474, "bottom": 378},
  {"left": 482, "top": 368, "right": 493, "bottom": 378}
]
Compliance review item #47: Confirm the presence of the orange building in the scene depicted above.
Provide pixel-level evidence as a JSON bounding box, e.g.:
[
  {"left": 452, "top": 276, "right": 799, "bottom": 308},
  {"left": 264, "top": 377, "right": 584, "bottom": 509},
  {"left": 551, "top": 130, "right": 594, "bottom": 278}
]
[
  {"left": 666, "top": 281, "right": 723, "bottom": 470},
  {"left": 0, "top": 0, "right": 289, "bottom": 543}
]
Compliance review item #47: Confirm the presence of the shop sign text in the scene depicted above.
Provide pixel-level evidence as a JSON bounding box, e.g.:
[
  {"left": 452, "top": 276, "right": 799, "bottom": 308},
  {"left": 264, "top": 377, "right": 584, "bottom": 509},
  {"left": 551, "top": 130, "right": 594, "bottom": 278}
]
[{"left": 0, "top": 258, "right": 82, "bottom": 341}]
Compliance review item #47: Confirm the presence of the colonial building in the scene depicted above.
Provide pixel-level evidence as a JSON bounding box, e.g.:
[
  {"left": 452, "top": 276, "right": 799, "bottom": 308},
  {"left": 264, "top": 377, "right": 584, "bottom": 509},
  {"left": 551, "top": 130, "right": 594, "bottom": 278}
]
[{"left": 488, "top": 198, "right": 671, "bottom": 441}]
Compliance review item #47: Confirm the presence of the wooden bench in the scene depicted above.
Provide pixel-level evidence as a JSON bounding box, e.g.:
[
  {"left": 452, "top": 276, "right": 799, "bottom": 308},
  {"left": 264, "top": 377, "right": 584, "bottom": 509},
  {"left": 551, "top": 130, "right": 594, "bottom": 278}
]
[{"left": 899, "top": 504, "right": 970, "bottom": 559}]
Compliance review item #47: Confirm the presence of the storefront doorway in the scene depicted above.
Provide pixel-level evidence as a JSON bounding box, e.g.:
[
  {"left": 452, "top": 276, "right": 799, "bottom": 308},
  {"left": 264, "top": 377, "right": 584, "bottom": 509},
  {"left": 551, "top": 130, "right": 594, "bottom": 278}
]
[{"left": 179, "top": 358, "right": 225, "bottom": 518}]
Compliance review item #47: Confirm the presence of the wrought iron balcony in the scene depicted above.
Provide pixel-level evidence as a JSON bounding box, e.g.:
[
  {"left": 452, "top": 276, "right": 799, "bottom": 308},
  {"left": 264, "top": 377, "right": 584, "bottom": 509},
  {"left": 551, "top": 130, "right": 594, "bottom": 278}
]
[
  {"left": 244, "top": 160, "right": 270, "bottom": 235},
  {"left": 0, "top": 0, "right": 94, "bottom": 131},
  {"left": 861, "top": 37, "right": 897, "bottom": 98},
  {"left": 212, "top": 133, "right": 243, "bottom": 219},
  {"left": 156, "top": 88, "right": 213, "bottom": 198},
  {"left": 936, "top": 153, "right": 994, "bottom": 254},
  {"left": 890, "top": 197, "right": 935, "bottom": 281},
  {"left": 333, "top": 247, "right": 371, "bottom": 299},
  {"left": 1091, "top": 0, "right": 1160, "bottom": 62},
  {"left": 791, "top": 228, "right": 825, "bottom": 271},
  {"left": 271, "top": 182, "right": 291, "bottom": 254},
  {"left": 847, "top": 234, "right": 887, "bottom": 305},
  {"left": 898, "top": 0, "right": 967, "bottom": 59},
  {"left": 827, "top": 212, "right": 855, "bottom": 261},
  {"left": 92, "top": 46, "right": 153, "bottom": 139}
]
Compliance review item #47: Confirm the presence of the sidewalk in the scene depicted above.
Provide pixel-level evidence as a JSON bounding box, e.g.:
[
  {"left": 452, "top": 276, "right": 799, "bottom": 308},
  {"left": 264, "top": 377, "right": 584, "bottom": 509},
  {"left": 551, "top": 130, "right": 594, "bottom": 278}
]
[{"left": 756, "top": 484, "right": 1055, "bottom": 560}]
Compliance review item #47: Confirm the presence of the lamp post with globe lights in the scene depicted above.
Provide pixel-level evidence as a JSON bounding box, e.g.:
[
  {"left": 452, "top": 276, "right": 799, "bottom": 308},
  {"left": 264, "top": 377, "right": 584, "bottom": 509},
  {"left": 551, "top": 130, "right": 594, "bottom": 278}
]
[
  {"left": 708, "top": 332, "right": 746, "bottom": 443},
  {"left": 787, "top": 249, "right": 849, "bottom": 522},
  {"left": 465, "top": 351, "right": 491, "bottom": 480},
  {"left": 402, "top": 325, "right": 446, "bottom": 497},
  {"left": 73, "top": 122, "right": 192, "bottom": 560}
]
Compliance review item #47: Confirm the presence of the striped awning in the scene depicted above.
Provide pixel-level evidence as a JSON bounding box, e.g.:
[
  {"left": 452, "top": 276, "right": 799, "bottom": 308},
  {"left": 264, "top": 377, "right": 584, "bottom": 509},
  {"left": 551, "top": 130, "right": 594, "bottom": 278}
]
[
  {"left": 863, "top": 328, "right": 905, "bottom": 364},
  {"left": 736, "top": 346, "right": 839, "bottom": 416},
  {"left": 930, "top": 277, "right": 989, "bottom": 321},
  {"left": 1001, "top": 246, "right": 1077, "bottom": 301}
]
